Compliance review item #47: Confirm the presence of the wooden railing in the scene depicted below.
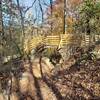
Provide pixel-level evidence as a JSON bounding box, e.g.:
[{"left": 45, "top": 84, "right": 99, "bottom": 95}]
[
  {"left": 81, "top": 34, "right": 100, "bottom": 46},
  {"left": 24, "top": 34, "right": 80, "bottom": 53},
  {"left": 24, "top": 34, "right": 100, "bottom": 53}
]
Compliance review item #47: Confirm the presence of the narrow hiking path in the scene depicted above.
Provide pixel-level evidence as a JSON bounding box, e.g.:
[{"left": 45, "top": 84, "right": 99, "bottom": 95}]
[
  {"left": 38, "top": 79, "right": 57, "bottom": 100},
  {"left": 0, "top": 57, "right": 100, "bottom": 100}
]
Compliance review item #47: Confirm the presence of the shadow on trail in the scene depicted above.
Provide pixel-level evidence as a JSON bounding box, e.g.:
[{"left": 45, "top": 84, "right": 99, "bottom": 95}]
[
  {"left": 43, "top": 76, "right": 63, "bottom": 100},
  {"left": 28, "top": 57, "right": 44, "bottom": 100},
  {"left": 33, "top": 76, "right": 44, "bottom": 100}
]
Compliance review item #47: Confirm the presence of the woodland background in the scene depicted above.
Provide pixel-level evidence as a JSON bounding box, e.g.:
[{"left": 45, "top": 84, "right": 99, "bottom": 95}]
[{"left": 0, "top": 0, "right": 100, "bottom": 100}]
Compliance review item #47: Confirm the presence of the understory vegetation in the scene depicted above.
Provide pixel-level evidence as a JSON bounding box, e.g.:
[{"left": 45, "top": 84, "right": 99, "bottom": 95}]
[{"left": 0, "top": 0, "right": 100, "bottom": 100}]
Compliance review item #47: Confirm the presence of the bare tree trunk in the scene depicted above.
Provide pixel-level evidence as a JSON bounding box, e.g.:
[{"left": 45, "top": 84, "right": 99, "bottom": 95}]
[
  {"left": 16, "top": 0, "right": 25, "bottom": 54},
  {"left": 10, "top": 0, "right": 23, "bottom": 56},
  {"left": 0, "top": 0, "right": 5, "bottom": 62},
  {"left": 0, "top": 0, "right": 4, "bottom": 37},
  {"left": 38, "top": 0, "right": 44, "bottom": 24},
  {"left": 50, "top": 0, "right": 53, "bottom": 34},
  {"left": 8, "top": 0, "right": 13, "bottom": 40},
  {"left": 86, "top": 18, "right": 91, "bottom": 47},
  {"left": 63, "top": 0, "right": 66, "bottom": 34},
  {"left": 39, "top": 55, "right": 43, "bottom": 78},
  {"left": 8, "top": 74, "right": 12, "bottom": 100},
  {"left": 0, "top": 0, "right": 3, "bottom": 63}
]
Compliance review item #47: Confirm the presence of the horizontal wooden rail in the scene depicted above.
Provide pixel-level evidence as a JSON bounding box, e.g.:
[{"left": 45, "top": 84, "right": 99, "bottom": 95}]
[{"left": 24, "top": 34, "right": 100, "bottom": 53}]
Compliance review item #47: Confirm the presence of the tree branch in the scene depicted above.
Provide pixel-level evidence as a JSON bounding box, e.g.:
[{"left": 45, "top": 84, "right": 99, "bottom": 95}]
[{"left": 24, "top": 0, "right": 37, "bottom": 14}]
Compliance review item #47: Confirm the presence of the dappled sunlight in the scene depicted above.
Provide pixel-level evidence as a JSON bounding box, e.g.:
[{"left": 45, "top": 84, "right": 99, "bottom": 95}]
[{"left": 0, "top": 0, "right": 100, "bottom": 99}]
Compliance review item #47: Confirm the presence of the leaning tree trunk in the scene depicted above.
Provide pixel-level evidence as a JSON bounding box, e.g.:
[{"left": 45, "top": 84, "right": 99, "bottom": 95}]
[
  {"left": 39, "top": 55, "right": 43, "bottom": 78},
  {"left": 16, "top": 0, "right": 25, "bottom": 54},
  {"left": 50, "top": 0, "right": 53, "bottom": 34},
  {"left": 0, "top": 0, "right": 5, "bottom": 64},
  {"left": 86, "top": 18, "right": 91, "bottom": 47},
  {"left": 63, "top": 0, "right": 66, "bottom": 34}
]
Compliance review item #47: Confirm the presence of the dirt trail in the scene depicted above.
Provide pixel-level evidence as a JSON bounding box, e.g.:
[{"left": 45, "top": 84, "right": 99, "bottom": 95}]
[
  {"left": 0, "top": 57, "right": 100, "bottom": 100},
  {"left": 38, "top": 79, "right": 57, "bottom": 100}
]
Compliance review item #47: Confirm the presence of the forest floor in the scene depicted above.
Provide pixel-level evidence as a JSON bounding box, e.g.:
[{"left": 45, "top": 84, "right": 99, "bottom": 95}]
[
  {"left": 36, "top": 58, "right": 100, "bottom": 100},
  {"left": 0, "top": 57, "right": 100, "bottom": 100},
  {"left": 18, "top": 57, "right": 100, "bottom": 100}
]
